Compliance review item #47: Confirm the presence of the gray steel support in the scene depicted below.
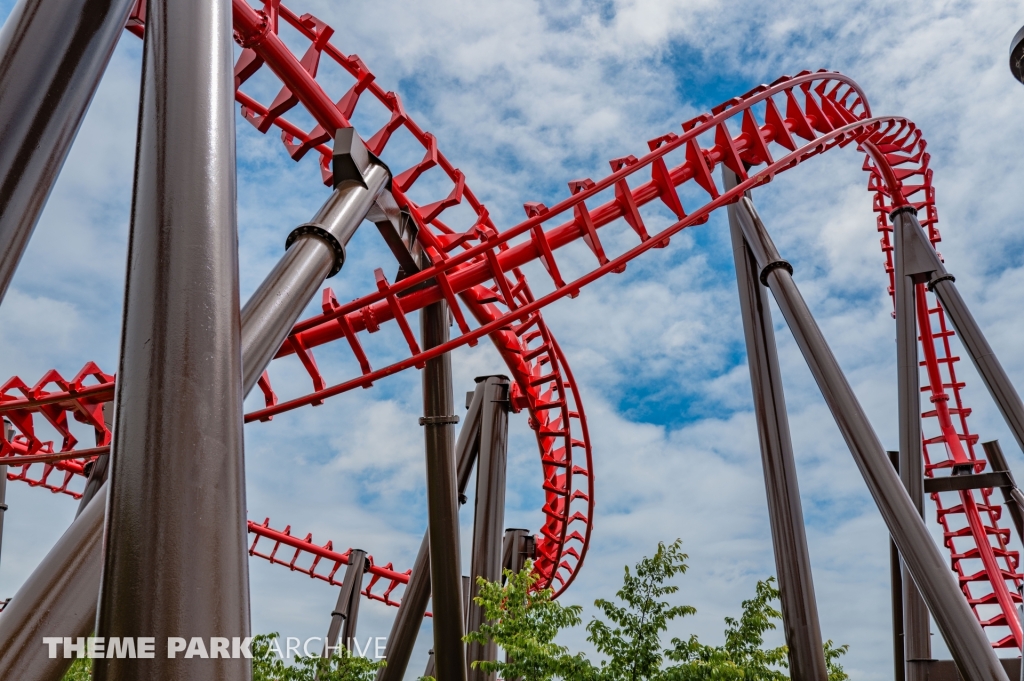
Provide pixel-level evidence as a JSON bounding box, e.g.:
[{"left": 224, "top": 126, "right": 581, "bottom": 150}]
[
  {"left": 376, "top": 380, "right": 488, "bottom": 681},
  {"left": 241, "top": 132, "right": 390, "bottom": 392},
  {"left": 424, "top": 650, "right": 436, "bottom": 678},
  {"left": 324, "top": 549, "right": 367, "bottom": 657},
  {"left": 420, "top": 300, "right": 468, "bottom": 681},
  {"left": 0, "top": 482, "right": 106, "bottom": 680},
  {"left": 0, "top": 420, "right": 10, "bottom": 568},
  {"left": 0, "top": 157, "right": 382, "bottom": 680},
  {"left": 893, "top": 212, "right": 933, "bottom": 680},
  {"left": 889, "top": 209, "right": 1024, "bottom": 461},
  {"left": 0, "top": 0, "right": 137, "bottom": 305},
  {"left": 889, "top": 452, "right": 907, "bottom": 681},
  {"left": 501, "top": 529, "right": 535, "bottom": 578},
  {"left": 466, "top": 376, "right": 511, "bottom": 681},
  {"left": 93, "top": 0, "right": 247, "bottom": 676},
  {"left": 732, "top": 196, "right": 1008, "bottom": 681},
  {"left": 981, "top": 441, "right": 1024, "bottom": 543},
  {"left": 724, "top": 171, "right": 827, "bottom": 681}
]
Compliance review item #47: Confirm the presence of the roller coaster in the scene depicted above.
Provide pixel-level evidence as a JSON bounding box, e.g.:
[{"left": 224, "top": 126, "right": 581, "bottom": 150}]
[{"left": 1, "top": 1, "right": 1024, "bottom": 680}]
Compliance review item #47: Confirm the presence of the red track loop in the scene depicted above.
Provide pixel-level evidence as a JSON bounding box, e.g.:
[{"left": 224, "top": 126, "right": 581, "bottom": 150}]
[{"left": 1, "top": 0, "right": 1018, "bottom": 639}]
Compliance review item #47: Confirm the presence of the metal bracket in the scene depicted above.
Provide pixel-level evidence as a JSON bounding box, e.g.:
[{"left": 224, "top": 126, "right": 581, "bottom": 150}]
[
  {"left": 923, "top": 471, "right": 1013, "bottom": 494},
  {"left": 368, "top": 192, "right": 426, "bottom": 281},
  {"left": 418, "top": 415, "right": 460, "bottom": 426}
]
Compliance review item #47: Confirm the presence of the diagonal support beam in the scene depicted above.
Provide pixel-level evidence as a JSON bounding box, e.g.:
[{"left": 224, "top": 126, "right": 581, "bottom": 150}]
[
  {"left": 724, "top": 169, "right": 827, "bottom": 681},
  {"left": 323, "top": 549, "right": 366, "bottom": 660},
  {"left": 731, "top": 196, "right": 1008, "bottom": 681},
  {"left": 466, "top": 375, "right": 511, "bottom": 681},
  {"left": 0, "top": 0, "right": 138, "bottom": 306},
  {"left": 0, "top": 130, "right": 387, "bottom": 681}
]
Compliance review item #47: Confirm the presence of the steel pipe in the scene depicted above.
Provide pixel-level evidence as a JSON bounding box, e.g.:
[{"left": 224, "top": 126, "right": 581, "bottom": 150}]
[
  {"left": 0, "top": 158, "right": 384, "bottom": 680},
  {"left": 501, "top": 529, "right": 535, "bottom": 576},
  {"left": 421, "top": 301, "right": 468, "bottom": 681},
  {"left": 0, "top": 128, "right": 384, "bottom": 681},
  {"left": 724, "top": 175, "right": 827, "bottom": 681},
  {"left": 0, "top": 420, "right": 10, "bottom": 568},
  {"left": 981, "top": 441, "right": 1024, "bottom": 543},
  {"left": 241, "top": 137, "right": 389, "bottom": 391},
  {"left": 376, "top": 379, "right": 488, "bottom": 681},
  {"left": 0, "top": 482, "right": 106, "bottom": 680},
  {"left": 466, "top": 376, "right": 510, "bottom": 681},
  {"left": 892, "top": 212, "right": 932, "bottom": 680},
  {"left": 889, "top": 452, "right": 908, "bottom": 681},
  {"left": 0, "top": 0, "right": 137, "bottom": 305},
  {"left": 93, "top": 0, "right": 247, "bottom": 676},
  {"left": 733, "top": 197, "right": 1008, "bottom": 681},
  {"left": 890, "top": 209, "right": 1024, "bottom": 461},
  {"left": 323, "top": 549, "right": 366, "bottom": 658}
]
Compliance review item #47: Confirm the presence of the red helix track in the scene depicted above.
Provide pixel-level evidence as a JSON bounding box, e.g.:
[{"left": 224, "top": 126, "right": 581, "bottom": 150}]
[{"left": 0, "top": 0, "right": 1020, "bottom": 643}]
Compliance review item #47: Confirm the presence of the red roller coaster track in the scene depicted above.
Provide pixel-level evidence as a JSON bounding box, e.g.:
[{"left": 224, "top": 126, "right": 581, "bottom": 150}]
[{"left": 0, "top": 0, "right": 1020, "bottom": 646}]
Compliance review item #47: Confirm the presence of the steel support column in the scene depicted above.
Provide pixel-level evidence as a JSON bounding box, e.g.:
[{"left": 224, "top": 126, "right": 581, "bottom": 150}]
[
  {"left": 0, "top": 0, "right": 137, "bottom": 305},
  {"left": 724, "top": 178, "right": 827, "bottom": 681},
  {"left": 241, "top": 128, "right": 390, "bottom": 391},
  {"left": 893, "top": 211, "right": 933, "bottom": 681},
  {"left": 93, "top": 0, "right": 247, "bottom": 676},
  {"left": 376, "top": 379, "right": 488, "bottom": 681},
  {"left": 888, "top": 209, "right": 1024, "bottom": 461},
  {"left": 889, "top": 452, "right": 907, "bottom": 681},
  {"left": 732, "top": 196, "right": 1007, "bottom": 681},
  {"left": 420, "top": 302, "right": 468, "bottom": 681},
  {"left": 0, "top": 148, "right": 383, "bottom": 679},
  {"left": 324, "top": 549, "right": 367, "bottom": 657},
  {"left": 0, "top": 420, "right": 10, "bottom": 568},
  {"left": 501, "top": 529, "right": 535, "bottom": 577},
  {"left": 466, "top": 376, "right": 510, "bottom": 681}
]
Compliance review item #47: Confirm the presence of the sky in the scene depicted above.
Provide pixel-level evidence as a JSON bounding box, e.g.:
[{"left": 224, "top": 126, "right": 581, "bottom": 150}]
[{"left": 2, "top": 0, "right": 1024, "bottom": 679}]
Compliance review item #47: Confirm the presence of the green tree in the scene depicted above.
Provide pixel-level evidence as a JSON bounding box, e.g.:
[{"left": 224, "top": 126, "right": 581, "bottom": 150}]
[
  {"left": 463, "top": 559, "right": 596, "bottom": 681},
  {"left": 463, "top": 541, "right": 849, "bottom": 681},
  {"left": 586, "top": 539, "right": 695, "bottom": 681},
  {"left": 664, "top": 577, "right": 849, "bottom": 681},
  {"left": 663, "top": 577, "right": 788, "bottom": 680},
  {"left": 251, "top": 633, "right": 384, "bottom": 681},
  {"left": 62, "top": 658, "right": 92, "bottom": 680}
]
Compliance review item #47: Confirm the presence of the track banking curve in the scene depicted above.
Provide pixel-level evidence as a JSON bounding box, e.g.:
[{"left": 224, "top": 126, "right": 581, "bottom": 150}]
[{"left": 0, "top": 0, "right": 1019, "bottom": 641}]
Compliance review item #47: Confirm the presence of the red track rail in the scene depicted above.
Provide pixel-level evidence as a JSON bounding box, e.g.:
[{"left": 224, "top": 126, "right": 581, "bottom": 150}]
[
  {"left": 247, "top": 518, "right": 415, "bottom": 611},
  {"left": 863, "top": 142, "right": 1024, "bottom": 647},
  {"left": 1, "top": 0, "right": 1019, "bottom": 637}
]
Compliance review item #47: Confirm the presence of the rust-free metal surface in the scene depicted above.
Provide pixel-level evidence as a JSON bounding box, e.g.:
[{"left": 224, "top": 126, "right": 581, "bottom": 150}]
[
  {"left": 725, "top": 170, "right": 827, "bottom": 681},
  {"left": 466, "top": 376, "right": 510, "bottom": 681},
  {"left": 420, "top": 300, "right": 468, "bottom": 681},
  {"left": 376, "top": 380, "right": 487, "bottom": 681},
  {"left": 0, "top": 0, "right": 137, "bottom": 304},
  {"left": 93, "top": 0, "right": 249, "bottom": 676},
  {"left": 892, "top": 212, "right": 932, "bottom": 680},
  {"left": 733, "top": 198, "right": 1007, "bottom": 681}
]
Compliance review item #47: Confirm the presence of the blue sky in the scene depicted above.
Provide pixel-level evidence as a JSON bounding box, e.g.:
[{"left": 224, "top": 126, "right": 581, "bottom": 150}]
[{"left": 2, "top": 1, "right": 1024, "bottom": 678}]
